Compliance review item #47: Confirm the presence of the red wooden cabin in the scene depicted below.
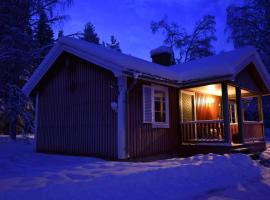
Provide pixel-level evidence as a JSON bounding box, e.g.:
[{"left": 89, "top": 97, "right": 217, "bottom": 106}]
[{"left": 23, "top": 37, "right": 270, "bottom": 160}]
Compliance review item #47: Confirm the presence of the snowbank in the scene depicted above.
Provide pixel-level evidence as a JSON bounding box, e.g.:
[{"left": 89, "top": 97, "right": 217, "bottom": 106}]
[
  {"left": 0, "top": 137, "right": 268, "bottom": 200},
  {"left": 260, "top": 129, "right": 270, "bottom": 166}
]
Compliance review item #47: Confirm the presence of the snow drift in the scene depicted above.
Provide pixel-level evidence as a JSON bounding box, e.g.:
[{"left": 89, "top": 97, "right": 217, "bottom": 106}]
[{"left": 0, "top": 137, "right": 267, "bottom": 200}]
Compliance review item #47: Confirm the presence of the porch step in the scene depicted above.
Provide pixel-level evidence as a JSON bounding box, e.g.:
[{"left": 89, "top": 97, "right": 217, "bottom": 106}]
[{"left": 232, "top": 147, "right": 250, "bottom": 154}]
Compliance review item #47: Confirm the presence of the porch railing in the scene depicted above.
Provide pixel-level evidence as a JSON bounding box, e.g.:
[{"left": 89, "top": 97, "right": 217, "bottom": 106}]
[
  {"left": 180, "top": 120, "right": 264, "bottom": 144},
  {"left": 243, "top": 121, "right": 264, "bottom": 142},
  {"left": 180, "top": 120, "right": 225, "bottom": 143}
]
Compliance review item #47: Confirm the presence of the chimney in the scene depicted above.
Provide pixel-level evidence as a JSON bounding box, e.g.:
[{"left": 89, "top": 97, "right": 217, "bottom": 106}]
[{"left": 150, "top": 46, "right": 175, "bottom": 66}]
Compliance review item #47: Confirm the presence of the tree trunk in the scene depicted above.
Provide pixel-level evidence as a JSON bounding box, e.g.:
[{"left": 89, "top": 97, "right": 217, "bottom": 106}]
[{"left": 9, "top": 121, "right": 16, "bottom": 140}]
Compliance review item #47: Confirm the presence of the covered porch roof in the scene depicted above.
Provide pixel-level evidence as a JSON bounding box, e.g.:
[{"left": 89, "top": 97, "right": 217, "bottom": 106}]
[{"left": 170, "top": 47, "right": 270, "bottom": 94}]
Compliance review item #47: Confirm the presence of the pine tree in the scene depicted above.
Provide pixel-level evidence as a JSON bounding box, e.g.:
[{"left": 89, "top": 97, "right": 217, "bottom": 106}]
[
  {"left": 80, "top": 22, "right": 100, "bottom": 44},
  {"left": 105, "top": 35, "right": 121, "bottom": 52},
  {"left": 0, "top": 0, "right": 34, "bottom": 139},
  {"left": 0, "top": 0, "right": 72, "bottom": 139},
  {"left": 227, "top": 0, "right": 270, "bottom": 127},
  {"left": 0, "top": 0, "right": 33, "bottom": 85},
  {"left": 58, "top": 30, "right": 64, "bottom": 38},
  {"left": 35, "top": 9, "right": 54, "bottom": 48},
  {"left": 227, "top": 0, "right": 270, "bottom": 72}
]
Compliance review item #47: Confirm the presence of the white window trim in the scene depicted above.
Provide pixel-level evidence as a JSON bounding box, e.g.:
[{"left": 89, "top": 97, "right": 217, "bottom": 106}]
[
  {"left": 142, "top": 85, "right": 152, "bottom": 123},
  {"left": 151, "top": 84, "right": 170, "bottom": 128},
  {"left": 142, "top": 84, "right": 170, "bottom": 128}
]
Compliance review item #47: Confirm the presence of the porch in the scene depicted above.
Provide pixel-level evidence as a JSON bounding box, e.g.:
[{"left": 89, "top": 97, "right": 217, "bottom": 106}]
[{"left": 179, "top": 82, "right": 266, "bottom": 153}]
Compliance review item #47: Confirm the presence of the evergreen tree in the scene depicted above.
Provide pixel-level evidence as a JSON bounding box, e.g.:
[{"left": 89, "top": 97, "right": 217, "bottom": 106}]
[
  {"left": 35, "top": 9, "right": 54, "bottom": 48},
  {"left": 105, "top": 35, "right": 121, "bottom": 52},
  {"left": 151, "top": 15, "right": 216, "bottom": 63},
  {"left": 227, "top": 0, "right": 270, "bottom": 127},
  {"left": 0, "top": 0, "right": 34, "bottom": 139},
  {"left": 80, "top": 22, "right": 100, "bottom": 44},
  {"left": 58, "top": 30, "right": 64, "bottom": 38},
  {"left": 0, "top": 0, "right": 72, "bottom": 139},
  {"left": 227, "top": 0, "right": 270, "bottom": 72}
]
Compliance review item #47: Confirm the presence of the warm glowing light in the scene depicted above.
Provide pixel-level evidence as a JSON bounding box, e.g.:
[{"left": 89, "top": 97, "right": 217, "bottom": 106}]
[
  {"left": 198, "top": 97, "right": 215, "bottom": 105},
  {"left": 189, "top": 84, "right": 222, "bottom": 96},
  {"left": 207, "top": 85, "right": 217, "bottom": 93},
  {"left": 206, "top": 97, "right": 215, "bottom": 104}
]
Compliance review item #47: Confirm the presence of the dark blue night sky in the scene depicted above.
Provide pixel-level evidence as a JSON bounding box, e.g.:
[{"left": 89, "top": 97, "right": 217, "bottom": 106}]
[{"left": 55, "top": 0, "right": 239, "bottom": 60}]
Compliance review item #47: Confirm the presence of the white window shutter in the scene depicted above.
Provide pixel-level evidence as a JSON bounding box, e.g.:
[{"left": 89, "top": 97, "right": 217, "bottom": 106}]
[{"left": 143, "top": 85, "right": 152, "bottom": 123}]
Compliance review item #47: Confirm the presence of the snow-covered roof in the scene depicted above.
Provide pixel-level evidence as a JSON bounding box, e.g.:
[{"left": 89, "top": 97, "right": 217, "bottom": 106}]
[
  {"left": 22, "top": 37, "right": 270, "bottom": 96},
  {"left": 150, "top": 46, "right": 173, "bottom": 57},
  {"left": 170, "top": 46, "right": 270, "bottom": 88},
  {"left": 22, "top": 37, "right": 179, "bottom": 96}
]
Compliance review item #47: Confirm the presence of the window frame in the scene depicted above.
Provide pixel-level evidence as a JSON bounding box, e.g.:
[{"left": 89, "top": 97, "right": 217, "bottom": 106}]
[
  {"left": 152, "top": 85, "right": 170, "bottom": 128},
  {"left": 229, "top": 102, "right": 238, "bottom": 124},
  {"left": 142, "top": 84, "right": 170, "bottom": 128}
]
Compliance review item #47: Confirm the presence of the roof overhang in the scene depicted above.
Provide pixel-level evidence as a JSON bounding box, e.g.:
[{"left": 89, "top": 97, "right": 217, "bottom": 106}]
[
  {"left": 22, "top": 38, "right": 270, "bottom": 96},
  {"left": 178, "top": 53, "right": 270, "bottom": 95},
  {"left": 232, "top": 53, "right": 270, "bottom": 94},
  {"left": 23, "top": 38, "right": 180, "bottom": 96},
  {"left": 22, "top": 42, "right": 124, "bottom": 96}
]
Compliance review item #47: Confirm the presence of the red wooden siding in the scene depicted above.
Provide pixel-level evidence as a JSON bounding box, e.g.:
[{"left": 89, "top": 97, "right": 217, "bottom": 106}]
[
  {"left": 127, "top": 80, "right": 180, "bottom": 158},
  {"left": 243, "top": 122, "right": 264, "bottom": 142},
  {"left": 195, "top": 93, "right": 221, "bottom": 120},
  {"left": 36, "top": 52, "right": 118, "bottom": 159}
]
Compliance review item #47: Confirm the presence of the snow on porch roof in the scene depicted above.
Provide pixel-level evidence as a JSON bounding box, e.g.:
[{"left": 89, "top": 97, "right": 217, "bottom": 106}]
[
  {"left": 170, "top": 47, "right": 270, "bottom": 89},
  {"left": 22, "top": 37, "right": 270, "bottom": 96}
]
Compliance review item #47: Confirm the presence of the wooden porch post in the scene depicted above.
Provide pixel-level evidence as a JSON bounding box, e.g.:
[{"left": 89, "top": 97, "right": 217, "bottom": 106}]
[
  {"left": 257, "top": 95, "right": 265, "bottom": 138},
  {"left": 257, "top": 95, "right": 264, "bottom": 122},
  {"left": 34, "top": 92, "right": 39, "bottom": 147},
  {"left": 221, "top": 83, "right": 231, "bottom": 143},
  {"left": 236, "top": 86, "right": 244, "bottom": 143}
]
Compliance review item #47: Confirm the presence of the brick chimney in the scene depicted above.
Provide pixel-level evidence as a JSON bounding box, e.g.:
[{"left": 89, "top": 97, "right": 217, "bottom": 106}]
[{"left": 150, "top": 46, "right": 175, "bottom": 66}]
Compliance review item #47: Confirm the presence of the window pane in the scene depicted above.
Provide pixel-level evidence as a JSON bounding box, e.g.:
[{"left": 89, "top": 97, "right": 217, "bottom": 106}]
[
  {"left": 155, "top": 112, "right": 166, "bottom": 122},
  {"left": 154, "top": 90, "right": 166, "bottom": 123},
  {"left": 231, "top": 107, "right": 236, "bottom": 123},
  {"left": 229, "top": 103, "right": 237, "bottom": 123},
  {"left": 155, "top": 101, "right": 161, "bottom": 112}
]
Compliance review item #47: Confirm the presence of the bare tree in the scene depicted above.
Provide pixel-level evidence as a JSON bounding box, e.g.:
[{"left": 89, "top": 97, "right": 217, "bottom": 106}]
[
  {"left": 183, "top": 15, "right": 216, "bottom": 62},
  {"left": 151, "top": 15, "right": 216, "bottom": 63}
]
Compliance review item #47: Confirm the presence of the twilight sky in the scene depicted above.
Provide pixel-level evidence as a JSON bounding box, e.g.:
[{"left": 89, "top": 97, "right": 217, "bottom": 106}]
[{"left": 55, "top": 0, "right": 239, "bottom": 61}]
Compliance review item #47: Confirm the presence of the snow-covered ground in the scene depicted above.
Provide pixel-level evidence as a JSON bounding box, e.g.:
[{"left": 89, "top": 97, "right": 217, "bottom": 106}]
[
  {"left": 260, "top": 128, "right": 270, "bottom": 168},
  {"left": 0, "top": 136, "right": 270, "bottom": 200}
]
